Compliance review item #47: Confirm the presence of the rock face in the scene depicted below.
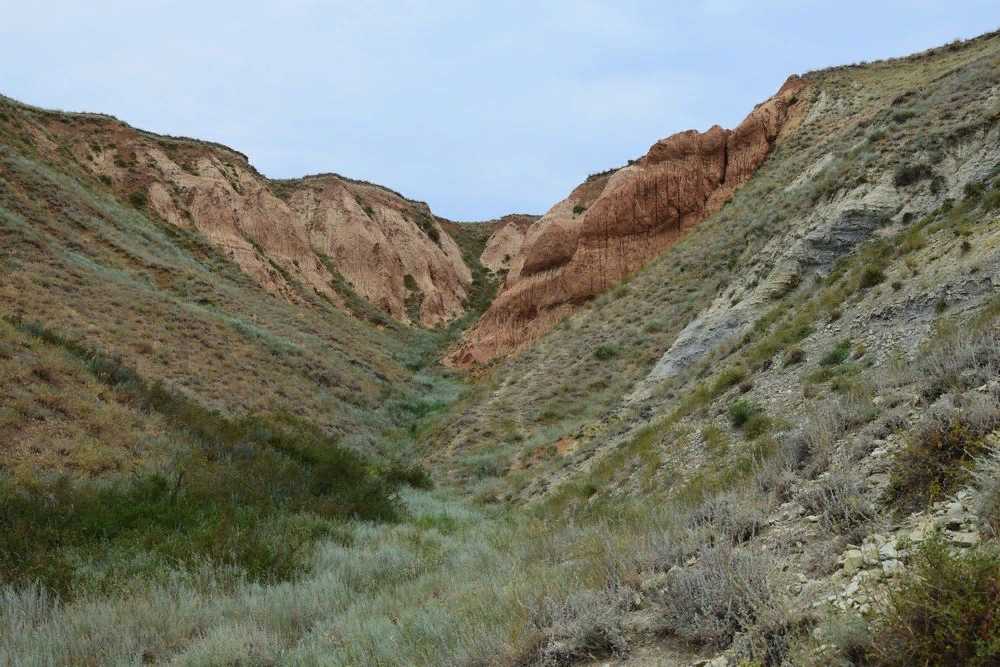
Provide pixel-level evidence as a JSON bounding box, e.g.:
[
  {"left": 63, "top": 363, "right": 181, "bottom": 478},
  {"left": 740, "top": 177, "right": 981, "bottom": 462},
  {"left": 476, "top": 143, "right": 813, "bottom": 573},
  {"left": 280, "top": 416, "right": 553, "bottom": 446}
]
[
  {"left": 47, "top": 117, "right": 470, "bottom": 327},
  {"left": 480, "top": 215, "right": 536, "bottom": 273},
  {"left": 447, "top": 76, "right": 804, "bottom": 365}
]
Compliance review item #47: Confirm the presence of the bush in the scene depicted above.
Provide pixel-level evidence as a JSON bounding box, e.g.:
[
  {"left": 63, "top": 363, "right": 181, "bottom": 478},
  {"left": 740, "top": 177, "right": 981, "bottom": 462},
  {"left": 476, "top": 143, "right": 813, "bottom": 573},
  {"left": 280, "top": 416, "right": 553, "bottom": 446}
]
[
  {"left": 403, "top": 274, "right": 418, "bottom": 291},
  {"left": 659, "top": 545, "right": 777, "bottom": 650},
  {"left": 128, "top": 188, "right": 148, "bottom": 209},
  {"left": 893, "top": 163, "right": 933, "bottom": 187},
  {"left": 593, "top": 343, "right": 618, "bottom": 360},
  {"left": 729, "top": 400, "right": 753, "bottom": 428},
  {"left": 890, "top": 108, "right": 919, "bottom": 123},
  {"left": 799, "top": 469, "right": 873, "bottom": 535},
  {"left": 527, "top": 586, "right": 630, "bottom": 663},
  {"left": 964, "top": 181, "right": 986, "bottom": 201},
  {"left": 819, "top": 339, "right": 852, "bottom": 367},
  {"left": 885, "top": 410, "right": 994, "bottom": 512},
  {"left": 783, "top": 346, "right": 805, "bottom": 366},
  {"left": 572, "top": 204, "right": 586, "bottom": 215},
  {"left": 713, "top": 365, "right": 748, "bottom": 393},
  {"left": 871, "top": 538, "right": 1000, "bottom": 666},
  {"left": 743, "top": 413, "right": 772, "bottom": 441},
  {"left": 859, "top": 266, "right": 885, "bottom": 289},
  {"left": 689, "top": 490, "right": 766, "bottom": 545}
]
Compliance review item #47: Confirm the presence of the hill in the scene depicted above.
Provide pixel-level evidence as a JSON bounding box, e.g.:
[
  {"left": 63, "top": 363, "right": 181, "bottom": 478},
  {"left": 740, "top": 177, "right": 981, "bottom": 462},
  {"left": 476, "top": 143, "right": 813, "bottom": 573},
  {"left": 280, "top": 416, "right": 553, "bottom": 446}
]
[{"left": 2, "top": 29, "right": 1000, "bottom": 667}]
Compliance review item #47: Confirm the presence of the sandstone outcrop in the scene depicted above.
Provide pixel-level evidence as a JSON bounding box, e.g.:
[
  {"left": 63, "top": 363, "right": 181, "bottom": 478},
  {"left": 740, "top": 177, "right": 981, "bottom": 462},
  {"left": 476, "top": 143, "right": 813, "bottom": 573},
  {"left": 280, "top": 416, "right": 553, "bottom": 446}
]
[
  {"left": 446, "top": 76, "right": 805, "bottom": 366},
  {"left": 46, "top": 117, "right": 470, "bottom": 327},
  {"left": 479, "top": 215, "right": 536, "bottom": 273}
]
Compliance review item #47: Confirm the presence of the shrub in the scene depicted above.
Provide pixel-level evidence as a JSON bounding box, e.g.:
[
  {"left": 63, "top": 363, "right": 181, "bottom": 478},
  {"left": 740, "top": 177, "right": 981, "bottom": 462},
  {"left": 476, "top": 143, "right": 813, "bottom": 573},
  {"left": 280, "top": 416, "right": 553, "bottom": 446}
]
[
  {"left": 403, "top": 274, "right": 418, "bottom": 291},
  {"left": 729, "top": 400, "right": 753, "bottom": 428},
  {"left": 128, "top": 188, "right": 148, "bottom": 209},
  {"left": 871, "top": 538, "right": 1000, "bottom": 666},
  {"left": 783, "top": 346, "right": 805, "bottom": 366},
  {"left": 973, "top": 441, "right": 1000, "bottom": 539},
  {"left": 893, "top": 163, "right": 933, "bottom": 187},
  {"left": 743, "top": 413, "right": 772, "bottom": 441},
  {"left": 689, "top": 490, "right": 766, "bottom": 545},
  {"left": 799, "top": 468, "right": 873, "bottom": 536},
  {"left": 859, "top": 266, "right": 885, "bottom": 289},
  {"left": 593, "top": 343, "right": 618, "bottom": 360},
  {"left": 890, "top": 108, "right": 919, "bottom": 123},
  {"left": 885, "top": 409, "right": 995, "bottom": 512},
  {"left": 712, "top": 365, "right": 748, "bottom": 393},
  {"left": 963, "top": 181, "right": 986, "bottom": 200},
  {"left": 572, "top": 204, "right": 586, "bottom": 215},
  {"left": 527, "top": 586, "right": 630, "bottom": 663},
  {"left": 659, "top": 545, "right": 777, "bottom": 650},
  {"left": 819, "top": 339, "right": 852, "bottom": 366},
  {"left": 985, "top": 190, "right": 1000, "bottom": 211}
]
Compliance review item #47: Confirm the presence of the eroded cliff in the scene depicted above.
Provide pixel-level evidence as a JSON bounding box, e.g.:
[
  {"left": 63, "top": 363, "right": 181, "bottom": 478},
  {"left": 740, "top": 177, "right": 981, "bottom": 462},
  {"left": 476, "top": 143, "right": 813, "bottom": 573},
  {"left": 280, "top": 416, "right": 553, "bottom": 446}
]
[
  {"left": 447, "top": 76, "right": 804, "bottom": 365},
  {"left": 32, "top": 112, "right": 471, "bottom": 327}
]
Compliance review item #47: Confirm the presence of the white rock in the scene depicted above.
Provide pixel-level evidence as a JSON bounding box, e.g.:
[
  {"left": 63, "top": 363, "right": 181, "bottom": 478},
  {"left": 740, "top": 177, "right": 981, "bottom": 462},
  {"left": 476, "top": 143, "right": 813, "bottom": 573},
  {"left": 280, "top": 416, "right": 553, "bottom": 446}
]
[
  {"left": 843, "top": 550, "right": 864, "bottom": 574},
  {"left": 948, "top": 531, "right": 981, "bottom": 548},
  {"left": 878, "top": 543, "right": 898, "bottom": 561},
  {"left": 881, "top": 560, "right": 905, "bottom": 576},
  {"left": 861, "top": 543, "right": 880, "bottom": 565}
]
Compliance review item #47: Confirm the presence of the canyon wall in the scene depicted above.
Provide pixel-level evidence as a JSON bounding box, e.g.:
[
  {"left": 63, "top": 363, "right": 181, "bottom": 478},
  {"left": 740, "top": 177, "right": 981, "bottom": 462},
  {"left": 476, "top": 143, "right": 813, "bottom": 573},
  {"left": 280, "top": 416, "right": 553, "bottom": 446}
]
[
  {"left": 448, "top": 76, "right": 804, "bottom": 365},
  {"left": 40, "top": 115, "right": 471, "bottom": 327}
]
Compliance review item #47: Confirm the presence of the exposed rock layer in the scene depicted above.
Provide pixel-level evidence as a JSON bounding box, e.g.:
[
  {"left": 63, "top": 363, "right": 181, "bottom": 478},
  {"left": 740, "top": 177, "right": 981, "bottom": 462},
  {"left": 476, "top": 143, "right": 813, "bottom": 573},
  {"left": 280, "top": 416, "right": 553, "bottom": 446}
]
[
  {"left": 43, "top": 116, "right": 470, "bottom": 327},
  {"left": 479, "top": 215, "right": 536, "bottom": 273},
  {"left": 447, "top": 76, "right": 805, "bottom": 366}
]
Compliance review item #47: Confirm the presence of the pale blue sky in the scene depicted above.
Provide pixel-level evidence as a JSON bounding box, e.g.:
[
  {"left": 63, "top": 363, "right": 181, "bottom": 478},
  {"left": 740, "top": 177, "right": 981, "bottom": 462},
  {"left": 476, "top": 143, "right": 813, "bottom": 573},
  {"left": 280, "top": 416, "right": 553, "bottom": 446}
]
[{"left": 3, "top": 2, "right": 999, "bottom": 219}]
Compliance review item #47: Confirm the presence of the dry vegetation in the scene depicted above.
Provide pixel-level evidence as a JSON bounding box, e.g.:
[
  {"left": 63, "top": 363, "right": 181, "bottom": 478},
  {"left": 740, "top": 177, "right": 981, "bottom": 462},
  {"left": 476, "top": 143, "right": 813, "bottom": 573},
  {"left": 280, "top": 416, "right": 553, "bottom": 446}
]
[{"left": 3, "top": 29, "right": 1000, "bottom": 667}]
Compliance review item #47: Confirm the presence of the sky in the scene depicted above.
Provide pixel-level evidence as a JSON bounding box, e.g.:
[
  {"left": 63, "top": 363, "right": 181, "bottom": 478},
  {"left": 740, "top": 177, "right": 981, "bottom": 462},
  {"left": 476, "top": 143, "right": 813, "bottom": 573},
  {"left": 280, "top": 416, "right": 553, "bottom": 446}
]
[{"left": 3, "top": 2, "right": 1000, "bottom": 220}]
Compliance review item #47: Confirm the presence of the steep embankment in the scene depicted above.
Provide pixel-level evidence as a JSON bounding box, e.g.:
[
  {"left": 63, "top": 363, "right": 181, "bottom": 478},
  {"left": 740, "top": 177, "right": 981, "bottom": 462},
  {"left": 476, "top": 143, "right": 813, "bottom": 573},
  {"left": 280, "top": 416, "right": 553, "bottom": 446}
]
[
  {"left": 4, "top": 99, "right": 471, "bottom": 327},
  {"left": 448, "top": 76, "right": 805, "bottom": 365},
  {"left": 0, "top": 94, "right": 466, "bottom": 478}
]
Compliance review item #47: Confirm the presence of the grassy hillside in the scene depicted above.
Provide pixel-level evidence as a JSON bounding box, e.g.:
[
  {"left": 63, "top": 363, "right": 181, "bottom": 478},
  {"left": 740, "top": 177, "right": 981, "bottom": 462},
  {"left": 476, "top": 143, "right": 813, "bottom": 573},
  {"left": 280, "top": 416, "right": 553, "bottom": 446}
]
[{"left": 3, "top": 29, "right": 1000, "bottom": 667}]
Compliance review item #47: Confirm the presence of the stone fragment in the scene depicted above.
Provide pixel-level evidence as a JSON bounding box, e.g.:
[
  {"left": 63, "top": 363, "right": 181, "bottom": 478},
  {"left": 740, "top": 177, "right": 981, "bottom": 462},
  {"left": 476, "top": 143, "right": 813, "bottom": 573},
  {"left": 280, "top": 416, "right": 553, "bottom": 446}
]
[
  {"left": 948, "top": 531, "right": 981, "bottom": 548},
  {"left": 861, "top": 543, "right": 880, "bottom": 565},
  {"left": 881, "top": 560, "right": 904, "bottom": 576},
  {"left": 842, "top": 550, "right": 864, "bottom": 574},
  {"left": 908, "top": 519, "right": 937, "bottom": 542},
  {"left": 878, "top": 542, "right": 898, "bottom": 561}
]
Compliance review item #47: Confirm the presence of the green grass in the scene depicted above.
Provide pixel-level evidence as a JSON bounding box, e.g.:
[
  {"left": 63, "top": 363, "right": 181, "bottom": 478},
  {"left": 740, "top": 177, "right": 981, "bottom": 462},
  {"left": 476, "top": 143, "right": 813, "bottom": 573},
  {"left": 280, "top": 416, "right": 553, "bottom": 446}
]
[
  {"left": 0, "top": 315, "right": 427, "bottom": 597},
  {"left": 819, "top": 339, "right": 853, "bottom": 366}
]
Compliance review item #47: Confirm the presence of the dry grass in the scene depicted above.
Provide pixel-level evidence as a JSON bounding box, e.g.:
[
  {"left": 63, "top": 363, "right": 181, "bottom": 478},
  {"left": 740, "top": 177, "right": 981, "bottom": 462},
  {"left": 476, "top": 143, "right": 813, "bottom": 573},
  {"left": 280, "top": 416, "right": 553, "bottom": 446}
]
[{"left": 0, "top": 318, "right": 171, "bottom": 481}]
